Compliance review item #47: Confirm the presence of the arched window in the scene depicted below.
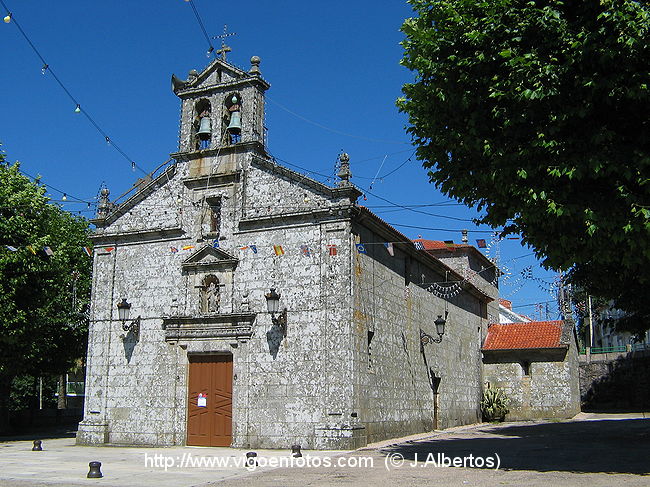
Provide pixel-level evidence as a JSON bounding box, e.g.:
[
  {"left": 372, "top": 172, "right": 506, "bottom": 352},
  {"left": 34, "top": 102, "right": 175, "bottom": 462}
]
[
  {"left": 194, "top": 99, "right": 212, "bottom": 150},
  {"left": 224, "top": 92, "right": 242, "bottom": 144},
  {"left": 200, "top": 275, "right": 220, "bottom": 313}
]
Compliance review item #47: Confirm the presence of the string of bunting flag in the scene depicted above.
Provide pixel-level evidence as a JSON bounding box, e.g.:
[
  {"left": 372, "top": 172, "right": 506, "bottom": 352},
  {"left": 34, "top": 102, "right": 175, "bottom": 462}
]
[{"left": 4, "top": 243, "right": 93, "bottom": 258}]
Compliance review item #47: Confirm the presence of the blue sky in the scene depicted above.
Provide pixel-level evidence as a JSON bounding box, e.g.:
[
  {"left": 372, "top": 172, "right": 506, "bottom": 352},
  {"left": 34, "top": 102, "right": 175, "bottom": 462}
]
[{"left": 0, "top": 0, "right": 559, "bottom": 319}]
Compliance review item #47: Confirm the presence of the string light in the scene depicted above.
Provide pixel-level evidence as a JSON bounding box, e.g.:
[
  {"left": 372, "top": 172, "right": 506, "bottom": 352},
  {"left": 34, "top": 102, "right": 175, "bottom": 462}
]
[
  {"left": 206, "top": 46, "right": 214, "bottom": 58},
  {"left": 62, "top": 193, "right": 67, "bottom": 201},
  {"left": 131, "top": 161, "right": 136, "bottom": 172},
  {"left": 1, "top": 0, "right": 145, "bottom": 176}
]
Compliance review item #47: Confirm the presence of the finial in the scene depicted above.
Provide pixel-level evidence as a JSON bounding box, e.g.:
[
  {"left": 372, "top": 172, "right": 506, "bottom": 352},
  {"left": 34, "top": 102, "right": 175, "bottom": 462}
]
[
  {"left": 337, "top": 153, "right": 352, "bottom": 188},
  {"left": 249, "top": 56, "right": 261, "bottom": 75},
  {"left": 97, "top": 187, "right": 111, "bottom": 218}
]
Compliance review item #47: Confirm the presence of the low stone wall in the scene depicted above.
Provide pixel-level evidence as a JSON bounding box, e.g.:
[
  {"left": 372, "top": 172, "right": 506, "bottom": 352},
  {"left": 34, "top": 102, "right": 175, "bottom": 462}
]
[{"left": 579, "top": 350, "right": 650, "bottom": 411}]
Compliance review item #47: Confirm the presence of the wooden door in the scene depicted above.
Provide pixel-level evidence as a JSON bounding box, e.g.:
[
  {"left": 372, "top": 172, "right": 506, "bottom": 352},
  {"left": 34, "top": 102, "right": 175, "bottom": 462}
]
[{"left": 187, "top": 354, "right": 233, "bottom": 447}]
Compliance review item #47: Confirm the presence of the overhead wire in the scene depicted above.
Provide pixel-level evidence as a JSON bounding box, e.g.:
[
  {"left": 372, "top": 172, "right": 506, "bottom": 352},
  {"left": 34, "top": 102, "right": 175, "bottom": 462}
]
[
  {"left": 0, "top": 0, "right": 146, "bottom": 176},
  {"left": 186, "top": 0, "right": 216, "bottom": 57}
]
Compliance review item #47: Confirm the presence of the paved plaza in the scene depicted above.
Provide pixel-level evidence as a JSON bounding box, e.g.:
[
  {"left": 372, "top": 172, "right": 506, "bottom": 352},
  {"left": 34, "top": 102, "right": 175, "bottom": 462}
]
[{"left": 0, "top": 413, "right": 648, "bottom": 487}]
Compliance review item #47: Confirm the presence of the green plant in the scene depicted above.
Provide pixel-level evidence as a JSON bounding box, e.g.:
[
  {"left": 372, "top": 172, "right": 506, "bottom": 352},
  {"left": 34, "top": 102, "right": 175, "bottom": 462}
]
[{"left": 481, "top": 387, "right": 510, "bottom": 422}]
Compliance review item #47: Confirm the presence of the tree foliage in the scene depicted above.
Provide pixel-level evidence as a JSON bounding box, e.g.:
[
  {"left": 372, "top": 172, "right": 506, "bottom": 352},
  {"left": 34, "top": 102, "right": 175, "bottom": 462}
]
[
  {"left": 399, "top": 0, "right": 650, "bottom": 334},
  {"left": 0, "top": 148, "right": 92, "bottom": 429}
]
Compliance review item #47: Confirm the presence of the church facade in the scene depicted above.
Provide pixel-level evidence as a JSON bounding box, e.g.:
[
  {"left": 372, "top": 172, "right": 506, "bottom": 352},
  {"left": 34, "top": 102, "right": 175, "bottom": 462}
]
[{"left": 76, "top": 54, "right": 493, "bottom": 449}]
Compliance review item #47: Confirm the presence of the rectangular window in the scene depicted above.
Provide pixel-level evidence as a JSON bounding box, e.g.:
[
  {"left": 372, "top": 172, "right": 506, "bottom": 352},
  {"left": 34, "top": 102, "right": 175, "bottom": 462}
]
[{"left": 207, "top": 197, "right": 222, "bottom": 236}]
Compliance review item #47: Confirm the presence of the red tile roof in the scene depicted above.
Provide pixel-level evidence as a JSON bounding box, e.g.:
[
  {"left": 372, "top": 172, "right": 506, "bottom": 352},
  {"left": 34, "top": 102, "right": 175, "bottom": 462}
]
[
  {"left": 412, "top": 239, "right": 470, "bottom": 250},
  {"left": 483, "top": 321, "right": 565, "bottom": 350}
]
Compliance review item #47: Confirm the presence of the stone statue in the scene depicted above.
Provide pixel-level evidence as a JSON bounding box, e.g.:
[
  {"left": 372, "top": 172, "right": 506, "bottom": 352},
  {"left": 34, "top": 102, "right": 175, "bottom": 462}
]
[
  {"left": 201, "top": 277, "right": 220, "bottom": 313},
  {"left": 206, "top": 281, "right": 219, "bottom": 313}
]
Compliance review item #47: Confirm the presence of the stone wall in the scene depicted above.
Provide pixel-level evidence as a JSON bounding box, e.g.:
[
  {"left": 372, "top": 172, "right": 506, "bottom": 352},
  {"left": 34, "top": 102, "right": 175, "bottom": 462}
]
[
  {"left": 350, "top": 223, "right": 487, "bottom": 443},
  {"left": 482, "top": 345, "right": 581, "bottom": 420},
  {"left": 580, "top": 351, "right": 650, "bottom": 411},
  {"left": 79, "top": 153, "right": 370, "bottom": 449}
]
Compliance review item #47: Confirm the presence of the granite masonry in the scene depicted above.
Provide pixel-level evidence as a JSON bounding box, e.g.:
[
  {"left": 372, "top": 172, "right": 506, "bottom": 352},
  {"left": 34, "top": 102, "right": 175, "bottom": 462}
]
[
  {"left": 76, "top": 54, "right": 494, "bottom": 449},
  {"left": 482, "top": 320, "right": 581, "bottom": 420}
]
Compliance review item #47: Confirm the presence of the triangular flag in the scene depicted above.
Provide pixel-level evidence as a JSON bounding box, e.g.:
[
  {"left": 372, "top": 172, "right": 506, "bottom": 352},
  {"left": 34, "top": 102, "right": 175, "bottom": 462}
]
[
  {"left": 355, "top": 243, "right": 367, "bottom": 254},
  {"left": 6, "top": 245, "right": 18, "bottom": 252},
  {"left": 476, "top": 239, "right": 487, "bottom": 249},
  {"left": 300, "top": 244, "right": 311, "bottom": 257},
  {"left": 327, "top": 244, "right": 338, "bottom": 256},
  {"left": 26, "top": 245, "right": 36, "bottom": 255},
  {"left": 103, "top": 247, "right": 115, "bottom": 253},
  {"left": 170, "top": 246, "right": 178, "bottom": 253},
  {"left": 239, "top": 245, "right": 249, "bottom": 251},
  {"left": 83, "top": 246, "right": 93, "bottom": 257},
  {"left": 250, "top": 244, "right": 258, "bottom": 254},
  {"left": 444, "top": 240, "right": 454, "bottom": 247},
  {"left": 182, "top": 245, "right": 195, "bottom": 251},
  {"left": 413, "top": 241, "right": 424, "bottom": 250},
  {"left": 384, "top": 242, "right": 394, "bottom": 256},
  {"left": 212, "top": 240, "right": 220, "bottom": 248},
  {"left": 43, "top": 246, "right": 54, "bottom": 257},
  {"left": 273, "top": 245, "right": 285, "bottom": 256}
]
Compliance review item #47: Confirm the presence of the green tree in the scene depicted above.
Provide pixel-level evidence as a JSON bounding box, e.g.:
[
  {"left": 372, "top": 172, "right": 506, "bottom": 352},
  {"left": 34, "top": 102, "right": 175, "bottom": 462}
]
[
  {"left": 0, "top": 149, "right": 92, "bottom": 432},
  {"left": 398, "top": 0, "right": 650, "bottom": 335}
]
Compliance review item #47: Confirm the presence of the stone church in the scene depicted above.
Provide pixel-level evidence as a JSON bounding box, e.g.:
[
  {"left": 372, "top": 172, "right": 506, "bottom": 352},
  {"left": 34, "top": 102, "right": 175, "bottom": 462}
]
[{"left": 76, "top": 52, "right": 495, "bottom": 449}]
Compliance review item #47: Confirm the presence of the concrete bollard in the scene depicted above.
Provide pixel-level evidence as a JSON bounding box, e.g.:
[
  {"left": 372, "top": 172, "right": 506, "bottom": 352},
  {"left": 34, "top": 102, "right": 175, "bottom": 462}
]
[
  {"left": 291, "top": 444, "right": 302, "bottom": 458},
  {"left": 87, "top": 461, "right": 103, "bottom": 478}
]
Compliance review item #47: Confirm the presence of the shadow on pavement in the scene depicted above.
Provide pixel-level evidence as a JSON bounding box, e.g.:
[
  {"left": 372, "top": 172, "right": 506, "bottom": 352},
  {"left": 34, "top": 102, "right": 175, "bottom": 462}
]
[
  {"left": 381, "top": 419, "right": 650, "bottom": 475},
  {"left": 0, "top": 422, "right": 78, "bottom": 442}
]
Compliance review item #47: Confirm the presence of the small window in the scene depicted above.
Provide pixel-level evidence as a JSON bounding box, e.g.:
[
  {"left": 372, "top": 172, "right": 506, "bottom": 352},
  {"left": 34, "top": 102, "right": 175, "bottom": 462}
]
[
  {"left": 209, "top": 198, "right": 222, "bottom": 235},
  {"left": 367, "top": 330, "right": 375, "bottom": 369},
  {"left": 521, "top": 361, "right": 531, "bottom": 376}
]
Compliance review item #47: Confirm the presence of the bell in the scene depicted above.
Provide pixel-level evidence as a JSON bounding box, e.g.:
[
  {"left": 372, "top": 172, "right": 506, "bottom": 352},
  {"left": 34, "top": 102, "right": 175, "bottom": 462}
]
[
  {"left": 227, "top": 111, "right": 241, "bottom": 134},
  {"left": 197, "top": 117, "right": 211, "bottom": 136}
]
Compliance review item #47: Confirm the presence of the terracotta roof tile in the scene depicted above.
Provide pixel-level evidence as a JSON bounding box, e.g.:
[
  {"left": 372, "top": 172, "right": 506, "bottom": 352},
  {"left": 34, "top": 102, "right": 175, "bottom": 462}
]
[
  {"left": 483, "top": 321, "right": 565, "bottom": 350},
  {"left": 412, "top": 238, "right": 470, "bottom": 250}
]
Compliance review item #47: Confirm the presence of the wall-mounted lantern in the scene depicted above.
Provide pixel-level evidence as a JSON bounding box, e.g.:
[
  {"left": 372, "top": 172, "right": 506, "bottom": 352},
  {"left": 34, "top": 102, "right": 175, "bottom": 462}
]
[
  {"left": 420, "top": 314, "right": 447, "bottom": 345},
  {"left": 117, "top": 298, "right": 141, "bottom": 339},
  {"left": 264, "top": 288, "right": 287, "bottom": 336}
]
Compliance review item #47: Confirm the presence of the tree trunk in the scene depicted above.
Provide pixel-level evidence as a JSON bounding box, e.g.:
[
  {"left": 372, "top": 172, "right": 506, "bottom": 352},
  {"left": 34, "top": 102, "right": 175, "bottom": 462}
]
[
  {"left": 57, "top": 374, "right": 67, "bottom": 410},
  {"left": 0, "top": 375, "right": 13, "bottom": 435}
]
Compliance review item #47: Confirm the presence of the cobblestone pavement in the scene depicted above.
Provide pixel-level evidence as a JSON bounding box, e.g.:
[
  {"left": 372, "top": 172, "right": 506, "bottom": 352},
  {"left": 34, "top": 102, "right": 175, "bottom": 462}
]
[{"left": 1, "top": 414, "right": 648, "bottom": 487}]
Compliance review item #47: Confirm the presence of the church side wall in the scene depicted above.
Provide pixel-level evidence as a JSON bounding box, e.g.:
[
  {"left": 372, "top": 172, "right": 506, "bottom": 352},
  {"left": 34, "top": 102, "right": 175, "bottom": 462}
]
[{"left": 350, "top": 224, "right": 484, "bottom": 444}]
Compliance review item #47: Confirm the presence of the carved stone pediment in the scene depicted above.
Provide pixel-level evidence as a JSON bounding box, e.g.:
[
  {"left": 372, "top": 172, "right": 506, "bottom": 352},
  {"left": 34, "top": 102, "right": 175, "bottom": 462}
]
[
  {"left": 181, "top": 245, "right": 238, "bottom": 272},
  {"left": 162, "top": 313, "right": 255, "bottom": 341}
]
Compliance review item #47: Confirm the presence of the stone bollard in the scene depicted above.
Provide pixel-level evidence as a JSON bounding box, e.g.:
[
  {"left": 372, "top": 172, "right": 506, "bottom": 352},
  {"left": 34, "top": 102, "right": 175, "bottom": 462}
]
[
  {"left": 291, "top": 444, "right": 302, "bottom": 458},
  {"left": 245, "top": 452, "right": 258, "bottom": 468},
  {"left": 87, "top": 461, "right": 103, "bottom": 478},
  {"left": 32, "top": 440, "right": 43, "bottom": 451}
]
